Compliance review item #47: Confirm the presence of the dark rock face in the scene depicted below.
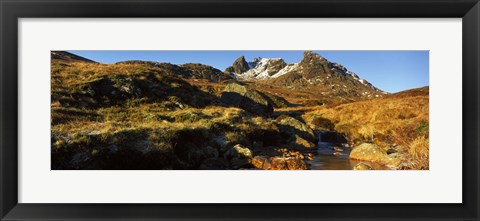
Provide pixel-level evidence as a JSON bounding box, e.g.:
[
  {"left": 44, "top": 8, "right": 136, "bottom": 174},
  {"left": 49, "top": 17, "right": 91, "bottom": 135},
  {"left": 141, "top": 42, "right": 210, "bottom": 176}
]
[
  {"left": 224, "top": 66, "right": 235, "bottom": 75},
  {"left": 299, "top": 51, "right": 330, "bottom": 78},
  {"left": 319, "top": 131, "right": 348, "bottom": 144},
  {"left": 265, "top": 59, "right": 287, "bottom": 76},
  {"left": 229, "top": 56, "right": 250, "bottom": 74},
  {"left": 220, "top": 83, "right": 274, "bottom": 116}
]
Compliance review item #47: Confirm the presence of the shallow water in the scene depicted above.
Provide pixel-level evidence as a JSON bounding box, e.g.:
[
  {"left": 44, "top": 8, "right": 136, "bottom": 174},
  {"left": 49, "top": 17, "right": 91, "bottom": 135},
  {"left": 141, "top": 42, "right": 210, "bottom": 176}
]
[{"left": 310, "top": 131, "right": 391, "bottom": 170}]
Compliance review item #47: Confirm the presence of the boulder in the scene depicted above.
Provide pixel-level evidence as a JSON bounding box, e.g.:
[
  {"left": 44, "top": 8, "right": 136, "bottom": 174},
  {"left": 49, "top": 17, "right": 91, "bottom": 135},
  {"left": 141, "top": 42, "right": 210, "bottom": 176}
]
[
  {"left": 270, "top": 157, "right": 289, "bottom": 170},
  {"left": 382, "top": 153, "right": 405, "bottom": 168},
  {"left": 252, "top": 156, "right": 272, "bottom": 170},
  {"left": 353, "top": 162, "right": 373, "bottom": 170},
  {"left": 293, "top": 135, "right": 316, "bottom": 149},
  {"left": 224, "top": 144, "right": 253, "bottom": 159},
  {"left": 285, "top": 157, "right": 308, "bottom": 170},
  {"left": 270, "top": 157, "right": 308, "bottom": 170},
  {"left": 220, "top": 83, "right": 274, "bottom": 116},
  {"left": 75, "top": 76, "right": 142, "bottom": 107},
  {"left": 350, "top": 143, "right": 387, "bottom": 162},
  {"left": 224, "top": 144, "right": 253, "bottom": 169},
  {"left": 276, "top": 115, "right": 317, "bottom": 142}
]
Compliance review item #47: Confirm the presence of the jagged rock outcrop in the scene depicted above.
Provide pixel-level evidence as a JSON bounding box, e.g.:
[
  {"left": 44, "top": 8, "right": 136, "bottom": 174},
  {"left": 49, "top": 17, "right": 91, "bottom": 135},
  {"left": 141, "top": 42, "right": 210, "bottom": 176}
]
[{"left": 225, "top": 56, "right": 250, "bottom": 75}]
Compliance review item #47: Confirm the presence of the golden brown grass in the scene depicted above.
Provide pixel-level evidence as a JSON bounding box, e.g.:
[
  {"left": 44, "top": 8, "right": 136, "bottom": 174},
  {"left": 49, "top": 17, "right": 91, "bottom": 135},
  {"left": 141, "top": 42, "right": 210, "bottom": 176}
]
[
  {"left": 51, "top": 62, "right": 165, "bottom": 93},
  {"left": 299, "top": 92, "right": 429, "bottom": 169},
  {"left": 302, "top": 95, "right": 428, "bottom": 145},
  {"left": 51, "top": 60, "right": 429, "bottom": 170},
  {"left": 408, "top": 136, "right": 429, "bottom": 169}
]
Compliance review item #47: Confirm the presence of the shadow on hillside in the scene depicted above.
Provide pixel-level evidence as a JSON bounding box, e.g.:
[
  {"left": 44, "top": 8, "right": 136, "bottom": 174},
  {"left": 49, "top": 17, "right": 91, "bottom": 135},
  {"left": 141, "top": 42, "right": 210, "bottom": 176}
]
[
  {"left": 272, "top": 109, "right": 306, "bottom": 119},
  {"left": 51, "top": 119, "right": 322, "bottom": 170},
  {"left": 56, "top": 73, "right": 220, "bottom": 109},
  {"left": 220, "top": 92, "right": 273, "bottom": 117}
]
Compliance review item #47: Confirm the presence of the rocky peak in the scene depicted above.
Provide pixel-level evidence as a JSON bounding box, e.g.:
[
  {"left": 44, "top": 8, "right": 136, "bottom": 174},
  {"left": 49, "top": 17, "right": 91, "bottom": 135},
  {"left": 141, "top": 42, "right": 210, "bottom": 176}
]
[
  {"left": 231, "top": 56, "right": 250, "bottom": 74},
  {"left": 223, "top": 51, "right": 384, "bottom": 98},
  {"left": 236, "top": 57, "right": 287, "bottom": 80},
  {"left": 300, "top": 51, "right": 329, "bottom": 67}
]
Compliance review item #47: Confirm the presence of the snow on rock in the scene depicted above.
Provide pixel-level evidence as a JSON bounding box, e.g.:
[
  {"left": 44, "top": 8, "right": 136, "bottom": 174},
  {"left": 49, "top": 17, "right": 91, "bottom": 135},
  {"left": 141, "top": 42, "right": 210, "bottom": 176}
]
[
  {"left": 233, "top": 54, "right": 383, "bottom": 94},
  {"left": 270, "top": 63, "right": 299, "bottom": 78},
  {"left": 237, "top": 58, "right": 284, "bottom": 80}
]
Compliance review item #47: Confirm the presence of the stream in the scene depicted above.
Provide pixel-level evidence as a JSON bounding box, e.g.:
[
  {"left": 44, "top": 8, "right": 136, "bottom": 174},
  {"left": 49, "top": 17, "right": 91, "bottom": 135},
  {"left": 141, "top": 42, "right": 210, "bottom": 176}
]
[{"left": 309, "top": 130, "right": 390, "bottom": 170}]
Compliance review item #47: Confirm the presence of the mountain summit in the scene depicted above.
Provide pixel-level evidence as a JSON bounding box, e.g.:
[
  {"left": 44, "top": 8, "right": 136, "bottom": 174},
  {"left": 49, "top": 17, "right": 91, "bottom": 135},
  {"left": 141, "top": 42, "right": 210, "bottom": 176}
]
[
  {"left": 225, "top": 51, "right": 384, "bottom": 98},
  {"left": 225, "top": 56, "right": 250, "bottom": 75}
]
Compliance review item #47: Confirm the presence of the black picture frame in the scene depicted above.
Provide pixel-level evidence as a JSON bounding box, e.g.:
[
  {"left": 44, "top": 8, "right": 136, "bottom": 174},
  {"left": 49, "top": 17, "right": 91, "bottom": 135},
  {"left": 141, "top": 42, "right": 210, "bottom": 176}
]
[{"left": 1, "top": 0, "right": 479, "bottom": 220}]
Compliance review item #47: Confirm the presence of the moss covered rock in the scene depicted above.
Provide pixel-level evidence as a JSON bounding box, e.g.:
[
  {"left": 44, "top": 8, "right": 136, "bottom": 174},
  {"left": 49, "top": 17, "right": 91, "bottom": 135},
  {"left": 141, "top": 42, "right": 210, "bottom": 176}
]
[
  {"left": 220, "top": 83, "right": 274, "bottom": 116},
  {"left": 350, "top": 143, "right": 387, "bottom": 162}
]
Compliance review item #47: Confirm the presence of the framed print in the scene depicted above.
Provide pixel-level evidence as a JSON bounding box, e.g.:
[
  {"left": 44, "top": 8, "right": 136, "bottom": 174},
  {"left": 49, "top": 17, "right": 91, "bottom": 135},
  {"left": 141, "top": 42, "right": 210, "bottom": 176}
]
[{"left": 1, "top": 0, "right": 479, "bottom": 220}]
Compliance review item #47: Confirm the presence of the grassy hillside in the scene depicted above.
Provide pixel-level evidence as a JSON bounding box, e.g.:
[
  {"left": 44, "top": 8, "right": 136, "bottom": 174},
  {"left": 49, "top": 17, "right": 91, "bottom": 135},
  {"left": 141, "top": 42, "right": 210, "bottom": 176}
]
[
  {"left": 51, "top": 58, "right": 429, "bottom": 170},
  {"left": 51, "top": 61, "right": 317, "bottom": 169},
  {"left": 301, "top": 87, "right": 429, "bottom": 169}
]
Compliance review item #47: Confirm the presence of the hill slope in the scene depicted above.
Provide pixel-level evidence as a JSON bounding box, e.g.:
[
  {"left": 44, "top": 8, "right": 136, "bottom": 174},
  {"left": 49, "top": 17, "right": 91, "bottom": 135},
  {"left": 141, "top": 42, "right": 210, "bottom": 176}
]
[{"left": 51, "top": 51, "right": 97, "bottom": 63}]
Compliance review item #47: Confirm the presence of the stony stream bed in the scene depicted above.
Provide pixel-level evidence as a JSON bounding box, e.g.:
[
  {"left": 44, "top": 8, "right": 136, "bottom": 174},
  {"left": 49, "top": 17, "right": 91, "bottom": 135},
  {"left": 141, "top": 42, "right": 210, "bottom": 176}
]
[{"left": 309, "top": 130, "right": 391, "bottom": 170}]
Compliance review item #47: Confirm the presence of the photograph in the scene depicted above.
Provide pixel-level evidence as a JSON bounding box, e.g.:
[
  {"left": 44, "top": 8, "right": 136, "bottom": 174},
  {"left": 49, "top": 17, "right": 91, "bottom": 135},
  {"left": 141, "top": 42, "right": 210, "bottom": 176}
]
[
  {"left": 51, "top": 50, "right": 429, "bottom": 170},
  {"left": 3, "top": 0, "right": 477, "bottom": 219}
]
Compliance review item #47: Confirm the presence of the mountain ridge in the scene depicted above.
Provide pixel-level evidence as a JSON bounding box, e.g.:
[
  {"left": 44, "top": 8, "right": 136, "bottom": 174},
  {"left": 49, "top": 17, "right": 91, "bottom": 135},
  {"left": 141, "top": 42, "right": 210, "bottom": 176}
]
[
  {"left": 51, "top": 51, "right": 386, "bottom": 99},
  {"left": 225, "top": 51, "right": 385, "bottom": 98}
]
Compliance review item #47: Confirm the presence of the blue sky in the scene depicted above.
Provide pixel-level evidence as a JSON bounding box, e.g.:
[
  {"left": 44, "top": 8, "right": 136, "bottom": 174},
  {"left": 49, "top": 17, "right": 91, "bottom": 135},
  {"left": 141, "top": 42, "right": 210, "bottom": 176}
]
[{"left": 68, "top": 50, "right": 429, "bottom": 93}]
